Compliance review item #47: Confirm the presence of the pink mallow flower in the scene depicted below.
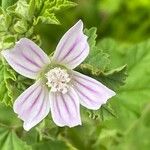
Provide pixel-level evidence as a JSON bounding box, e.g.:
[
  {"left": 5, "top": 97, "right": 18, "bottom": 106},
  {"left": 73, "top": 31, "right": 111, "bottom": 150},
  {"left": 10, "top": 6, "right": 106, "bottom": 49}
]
[{"left": 1, "top": 20, "right": 116, "bottom": 131}]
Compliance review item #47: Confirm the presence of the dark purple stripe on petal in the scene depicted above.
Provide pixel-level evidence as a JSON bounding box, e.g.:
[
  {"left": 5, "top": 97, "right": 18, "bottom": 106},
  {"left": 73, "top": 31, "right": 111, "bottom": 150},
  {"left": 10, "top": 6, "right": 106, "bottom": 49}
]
[
  {"left": 60, "top": 35, "right": 82, "bottom": 61},
  {"left": 10, "top": 57, "right": 37, "bottom": 73},
  {"left": 55, "top": 94, "right": 65, "bottom": 123},
  {"left": 61, "top": 94, "right": 70, "bottom": 117},
  {"left": 74, "top": 74, "right": 98, "bottom": 87},
  {"left": 66, "top": 43, "right": 87, "bottom": 64},
  {"left": 74, "top": 79, "right": 98, "bottom": 94},
  {"left": 56, "top": 31, "right": 72, "bottom": 59},
  {"left": 20, "top": 85, "right": 40, "bottom": 106},
  {"left": 75, "top": 88, "right": 99, "bottom": 104},
  {"left": 56, "top": 25, "right": 81, "bottom": 59},
  {"left": 28, "top": 44, "right": 45, "bottom": 64},
  {"left": 21, "top": 51, "right": 41, "bottom": 68},
  {"left": 31, "top": 90, "right": 46, "bottom": 122},
  {"left": 30, "top": 88, "right": 42, "bottom": 109},
  {"left": 19, "top": 87, "right": 42, "bottom": 119},
  {"left": 67, "top": 92, "right": 78, "bottom": 114},
  {"left": 60, "top": 40, "right": 77, "bottom": 61}
]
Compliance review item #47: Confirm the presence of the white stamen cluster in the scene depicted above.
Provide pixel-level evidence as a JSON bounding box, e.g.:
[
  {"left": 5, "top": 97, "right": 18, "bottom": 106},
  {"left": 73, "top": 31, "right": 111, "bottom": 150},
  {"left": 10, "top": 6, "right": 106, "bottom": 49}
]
[{"left": 45, "top": 67, "right": 71, "bottom": 94}]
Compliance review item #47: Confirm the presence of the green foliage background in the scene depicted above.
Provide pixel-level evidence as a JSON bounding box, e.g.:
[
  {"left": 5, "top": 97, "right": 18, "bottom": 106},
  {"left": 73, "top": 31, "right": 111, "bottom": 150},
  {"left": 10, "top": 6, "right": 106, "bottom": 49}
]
[{"left": 0, "top": 0, "right": 150, "bottom": 150}]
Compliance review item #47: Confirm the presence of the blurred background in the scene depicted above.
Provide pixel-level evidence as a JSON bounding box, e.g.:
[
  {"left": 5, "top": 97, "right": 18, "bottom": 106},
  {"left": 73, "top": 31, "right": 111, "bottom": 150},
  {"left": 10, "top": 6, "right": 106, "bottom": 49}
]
[
  {"left": 38, "top": 0, "right": 150, "bottom": 51},
  {"left": 0, "top": 0, "right": 150, "bottom": 150}
]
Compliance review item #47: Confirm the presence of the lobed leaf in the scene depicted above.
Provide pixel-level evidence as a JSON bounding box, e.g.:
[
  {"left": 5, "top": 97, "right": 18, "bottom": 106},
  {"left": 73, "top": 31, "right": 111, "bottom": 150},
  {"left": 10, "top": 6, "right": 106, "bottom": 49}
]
[
  {"left": 0, "top": 59, "right": 16, "bottom": 106},
  {"left": 94, "top": 39, "right": 150, "bottom": 149},
  {"left": 34, "top": 0, "right": 77, "bottom": 25},
  {"left": 84, "top": 27, "right": 110, "bottom": 71},
  {"left": 0, "top": 125, "right": 32, "bottom": 150}
]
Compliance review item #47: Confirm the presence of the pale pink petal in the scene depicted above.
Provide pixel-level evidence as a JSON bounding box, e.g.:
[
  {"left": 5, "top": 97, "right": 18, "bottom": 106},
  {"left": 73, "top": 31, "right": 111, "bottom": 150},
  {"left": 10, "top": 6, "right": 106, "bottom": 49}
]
[
  {"left": 13, "top": 80, "right": 50, "bottom": 131},
  {"left": 1, "top": 38, "right": 50, "bottom": 79},
  {"left": 72, "top": 71, "right": 116, "bottom": 110},
  {"left": 52, "top": 20, "right": 89, "bottom": 69},
  {"left": 49, "top": 87, "right": 81, "bottom": 127}
]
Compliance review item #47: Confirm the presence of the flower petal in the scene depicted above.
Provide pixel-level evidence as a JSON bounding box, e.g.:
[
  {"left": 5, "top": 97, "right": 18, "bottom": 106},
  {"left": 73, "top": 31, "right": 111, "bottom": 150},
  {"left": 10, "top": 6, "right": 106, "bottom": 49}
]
[
  {"left": 52, "top": 20, "right": 89, "bottom": 69},
  {"left": 72, "top": 71, "right": 116, "bottom": 110},
  {"left": 49, "top": 87, "right": 81, "bottom": 127},
  {"left": 13, "top": 80, "right": 50, "bottom": 131},
  {"left": 1, "top": 38, "right": 50, "bottom": 79}
]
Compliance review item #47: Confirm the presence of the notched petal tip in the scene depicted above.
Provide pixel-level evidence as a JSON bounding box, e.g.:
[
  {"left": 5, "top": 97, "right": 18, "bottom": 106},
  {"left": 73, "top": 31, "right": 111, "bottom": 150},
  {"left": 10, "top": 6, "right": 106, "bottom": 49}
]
[
  {"left": 49, "top": 87, "right": 81, "bottom": 128},
  {"left": 72, "top": 71, "right": 116, "bottom": 110},
  {"left": 75, "top": 19, "right": 83, "bottom": 30},
  {"left": 103, "top": 88, "right": 116, "bottom": 104},
  {"left": 110, "top": 90, "right": 116, "bottom": 97},
  {"left": 52, "top": 19, "right": 89, "bottom": 69},
  {"left": 68, "top": 120, "right": 82, "bottom": 128}
]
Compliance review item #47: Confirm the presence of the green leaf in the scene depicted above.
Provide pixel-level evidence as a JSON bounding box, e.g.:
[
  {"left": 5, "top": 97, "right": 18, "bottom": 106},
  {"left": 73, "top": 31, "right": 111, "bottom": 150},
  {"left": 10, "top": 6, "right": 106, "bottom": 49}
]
[
  {"left": 47, "top": 0, "right": 77, "bottom": 12},
  {"left": 35, "top": 0, "right": 77, "bottom": 25},
  {"left": 15, "top": 0, "right": 29, "bottom": 19},
  {"left": 101, "top": 104, "right": 117, "bottom": 120},
  {"left": 99, "top": 65, "right": 127, "bottom": 90},
  {"left": 97, "top": 38, "right": 129, "bottom": 68},
  {"left": 34, "top": 11, "right": 60, "bottom": 25},
  {"left": 88, "top": 103, "right": 117, "bottom": 121},
  {"left": 0, "top": 104, "right": 21, "bottom": 126},
  {"left": 0, "top": 8, "right": 12, "bottom": 32},
  {"left": 84, "top": 27, "right": 97, "bottom": 50},
  {"left": 28, "top": 0, "right": 35, "bottom": 19},
  {"left": 0, "top": 35, "right": 16, "bottom": 50},
  {"left": 84, "top": 28, "right": 110, "bottom": 71},
  {"left": 1, "top": 0, "right": 17, "bottom": 9},
  {"left": 0, "top": 126, "right": 32, "bottom": 150},
  {"left": 0, "top": 59, "right": 16, "bottom": 106},
  {"left": 13, "top": 20, "right": 28, "bottom": 34},
  {"left": 85, "top": 46, "right": 110, "bottom": 72},
  {"left": 98, "top": 39, "right": 150, "bottom": 149},
  {"left": 93, "top": 129, "right": 118, "bottom": 149},
  {"left": 117, "top": 39, "right": 150, "bottom": 116},
  {"left": 32, "top": 140, "right": 76, "bottom": 150},
  {"left": 111, "top": 103, "right": 150, "bottom": 150}
]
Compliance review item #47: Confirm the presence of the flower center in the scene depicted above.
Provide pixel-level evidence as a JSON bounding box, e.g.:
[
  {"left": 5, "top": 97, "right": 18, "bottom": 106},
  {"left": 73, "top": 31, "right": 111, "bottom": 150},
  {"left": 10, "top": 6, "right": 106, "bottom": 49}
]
[{"left": 45, "top": 67, "right": 71, "bottom": 94}]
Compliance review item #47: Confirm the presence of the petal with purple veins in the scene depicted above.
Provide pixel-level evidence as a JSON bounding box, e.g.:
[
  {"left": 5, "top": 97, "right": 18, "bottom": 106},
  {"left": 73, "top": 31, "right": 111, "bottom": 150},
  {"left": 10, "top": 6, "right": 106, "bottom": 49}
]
[
  {"left": 52, "top": 20, "right": 89, "bottom": 69},
  {"left": 72, "top": 71, "right": 116, "bottom": 110},
  {"left": 49, "top": 87, "right": 81, "bottom": 127},
  {"left": 13, "top": 80, "right": 50, "bottom": 131},
  {"left": 1, "top": 38, "right": 50, "bottom": 79}
]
